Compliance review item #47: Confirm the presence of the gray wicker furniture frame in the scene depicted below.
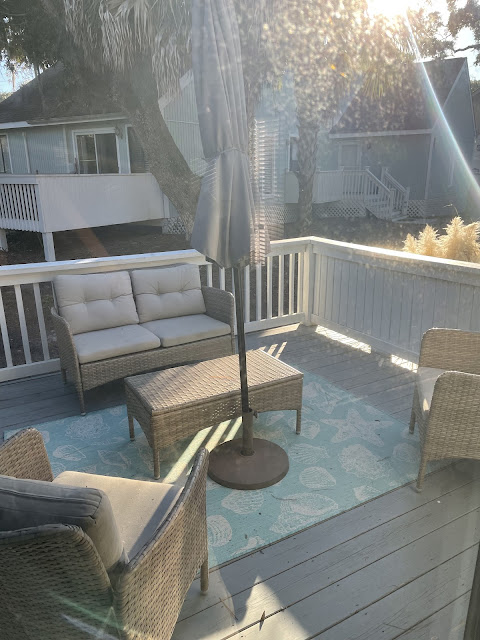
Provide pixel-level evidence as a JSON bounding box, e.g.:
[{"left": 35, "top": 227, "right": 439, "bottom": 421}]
[
  {"left": 0, "top": 428, "right": 209, "bottom": 640},
  {"left": 126, "top": 349, "right": 304, "bottom": 479},
  {"left": 52, "top": 285, "right": 235, "bottom": 415},
  {"left": 410, "top": 328, "right": 480, "bottom": 490}
]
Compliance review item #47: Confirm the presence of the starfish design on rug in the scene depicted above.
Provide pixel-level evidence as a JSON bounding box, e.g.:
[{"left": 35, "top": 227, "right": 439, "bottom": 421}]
[{"left": 322, "top": 408, "right": 393, "bottom": 446}]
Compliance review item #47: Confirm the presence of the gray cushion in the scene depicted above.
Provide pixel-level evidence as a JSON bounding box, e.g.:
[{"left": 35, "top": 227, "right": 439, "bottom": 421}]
[
  {"left": 55, "top": 472, "right": 182, "bottom": 559},
  {"left": 131, "top": 265, "right": 206, "bottom": 323},
  {"left": 141, "top": 314, "right": 230, "bottom": 348},
  {"left": 73, "top": 324, "right": 161, "bottom": 364},
  {"left": 54, "top": 271, "right": 139, "bottom": 335},
  {"left": 0, "top": 475, "right": 124, "bottom": 574},
  {"left": 416, "top": 367, "right": 445, "bottom": 417}
]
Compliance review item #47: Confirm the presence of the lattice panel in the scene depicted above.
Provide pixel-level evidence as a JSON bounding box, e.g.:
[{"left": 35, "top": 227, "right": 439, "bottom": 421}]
[
  {"left": 162, "top": 217, "right": 186, "bottom": 235},
  {"left": 313, "top": 201, "right": 366, "bottom": 218}
]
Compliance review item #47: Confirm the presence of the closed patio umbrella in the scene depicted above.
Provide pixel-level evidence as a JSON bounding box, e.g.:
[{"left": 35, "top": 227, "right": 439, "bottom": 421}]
[{"left": 191, "top": 0, "right": 288, "bottom": 489}]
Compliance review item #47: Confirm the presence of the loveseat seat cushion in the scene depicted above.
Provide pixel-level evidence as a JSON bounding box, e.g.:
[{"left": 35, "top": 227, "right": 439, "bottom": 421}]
[
  {"left": 416, "top": 367, "right": 446, "bottom": 418},
  {"left": 55, "top": 471, "right": 182, "bottom": 559},
  {"left": 131, "top": 264, "right": 206, "bottom": 323},
  {"left": 0, "top": 474, "right": 124, "bottom": 575},
  {"left": 73, "top": 325, "right": 160, "bottom": 364},
  {"left": 54, "top": 271, "right": 139, "bottom": 335},
  {"left": 141, "top": 314, "right": 230, "bottom": 348}
]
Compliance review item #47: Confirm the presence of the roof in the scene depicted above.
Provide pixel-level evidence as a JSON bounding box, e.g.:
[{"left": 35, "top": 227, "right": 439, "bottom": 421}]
[
  {"left": 0, "top": 63, "right": 121, "bottom": 125},
  {"left": 330, "top": 57, "right": 465, "bottom": 136}
]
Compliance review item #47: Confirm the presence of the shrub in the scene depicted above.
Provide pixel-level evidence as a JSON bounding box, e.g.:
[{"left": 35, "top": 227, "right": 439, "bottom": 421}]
[{"left": 403, "top": 217, "right": 480, "bottom": 263}]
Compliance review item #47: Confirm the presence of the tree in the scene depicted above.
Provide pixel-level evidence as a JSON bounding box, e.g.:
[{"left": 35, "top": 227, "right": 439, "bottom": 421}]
[{"left": 266, "top": 2, "right": 451, "bottom": 232}]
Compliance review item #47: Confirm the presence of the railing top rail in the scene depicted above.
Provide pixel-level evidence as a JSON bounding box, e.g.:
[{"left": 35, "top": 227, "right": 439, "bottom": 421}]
[
  {"left": 383, "top": 170, "right": 407, "bottom": 194},
  {"left": 365, "top": 169, "right": 391, "bottom": 195},
  {"left": 308, "top": 236, "right": 480, "bottom": 284},
  {"left": 0, "top": 239, "right": 309, "bottom": 286},
  {"left": 0, "top": 175, "right": 39, "bottom": 184}
]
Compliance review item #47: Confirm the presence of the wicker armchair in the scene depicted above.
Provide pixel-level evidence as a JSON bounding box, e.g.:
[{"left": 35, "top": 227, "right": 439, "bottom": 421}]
[
  {"left": 52, "top": 282, "right": 235, "bottom": 414},
  {"left": 0, "top": 429, "right": 209, "bottom": 640},
  {"left": 410, "top": 328, "right": 480, "bottom": 490}
]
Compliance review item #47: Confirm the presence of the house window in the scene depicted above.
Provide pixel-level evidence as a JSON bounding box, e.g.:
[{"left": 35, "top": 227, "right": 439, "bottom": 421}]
[
  {"left": 76, "top": 132, "right": 119, "bottom": 174},
  {"left": 289, "top": 136, "right": 299, "bottom": 172},
  {"left": 339, "top": 143, "right": 361, "bottom": 169},
  {"left": 0, "top": 135, "right": 10, "bottom": 173},
  {"left": 127, "top": 127, "right": 148, "bottom": 173}
]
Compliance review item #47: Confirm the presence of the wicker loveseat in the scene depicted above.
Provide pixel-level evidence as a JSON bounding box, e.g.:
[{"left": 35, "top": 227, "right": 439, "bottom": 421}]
[
  {"left": 51, "top": 264, "right": 235, "bottom": 414},
  {"left": 0, "top": 428, "right": 209, "bottom": 640},
  {"left": 410, "top": 328, "right": 480, "bottom": 490}
]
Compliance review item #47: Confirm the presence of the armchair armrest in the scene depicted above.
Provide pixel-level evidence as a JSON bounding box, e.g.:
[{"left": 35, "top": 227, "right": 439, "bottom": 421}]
[
  {"left": 115, "top": 448, "right": 209, "bottom": 639},
  {"left": 51, "top": 307, "right": 82, "bottom": 381},
  {"left": 419, "top": 328, "right": 480, "bottom": 375},
  {"left": 428, "top": 371, "right": 480, "bottom": 447},
  {"left": 0, "top": 428, "right": 53, "bottom": 481},
  {"left": 202, "top": 286, "right": 235, "bottom": 330}
]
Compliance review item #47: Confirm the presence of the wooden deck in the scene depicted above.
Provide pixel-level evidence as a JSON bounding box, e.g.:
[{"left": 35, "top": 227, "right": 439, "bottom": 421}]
[{"left": 1, "top": 323, "right": 479, "bottom": 639}]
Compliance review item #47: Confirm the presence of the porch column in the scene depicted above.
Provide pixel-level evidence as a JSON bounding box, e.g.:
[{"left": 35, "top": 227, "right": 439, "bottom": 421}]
[
  {"left": 0, "top": 229, "right": 7, "bottom": 252},
  {"left": 42, "top": 232, "right": 56, "bottom": 262}
]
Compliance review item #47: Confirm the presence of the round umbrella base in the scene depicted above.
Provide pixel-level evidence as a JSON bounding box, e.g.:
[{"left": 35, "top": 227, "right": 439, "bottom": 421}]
[{"left": 208, "top": 438, "right": 289, "bottom": 490}]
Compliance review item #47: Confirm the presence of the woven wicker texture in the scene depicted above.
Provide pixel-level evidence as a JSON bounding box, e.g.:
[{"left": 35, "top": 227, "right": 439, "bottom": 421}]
[
  {"left": 51, "top": 284, "right": 235, "bottom": 414},
  {"left": 125, "top": 350, "right": 303, "bottom": 478},
  {"left": 410, "top": 328, "right": 480, "bottom": 489},
  {"left": 0, "top": 429, "right": 209, "bottom": 640},
  {"left": 0, "top": 428, "right": 53, "bottom": 481}
]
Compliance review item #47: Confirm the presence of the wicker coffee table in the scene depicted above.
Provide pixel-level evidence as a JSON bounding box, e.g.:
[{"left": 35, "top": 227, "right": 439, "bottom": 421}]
[{"left": 125, "top": 350, "right": 303, "bottom": 479}]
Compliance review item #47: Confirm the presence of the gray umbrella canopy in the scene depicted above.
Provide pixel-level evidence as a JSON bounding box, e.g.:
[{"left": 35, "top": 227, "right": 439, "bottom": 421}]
[{"left": 191, "top": 0, "right": 264, "bottom": 268}]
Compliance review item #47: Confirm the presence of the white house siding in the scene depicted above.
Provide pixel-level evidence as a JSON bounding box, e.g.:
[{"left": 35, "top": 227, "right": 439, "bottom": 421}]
[
  {"left": 26, "top": 128, "right": 68, "bottom": 174},
  {"left": 7, "top": 131, "right": 29, "bottom": 174}
]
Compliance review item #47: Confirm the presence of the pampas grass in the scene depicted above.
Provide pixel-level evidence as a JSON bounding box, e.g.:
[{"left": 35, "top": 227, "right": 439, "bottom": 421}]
[{"left": 403, "top": 217, "right": 480, "bottom": 263}]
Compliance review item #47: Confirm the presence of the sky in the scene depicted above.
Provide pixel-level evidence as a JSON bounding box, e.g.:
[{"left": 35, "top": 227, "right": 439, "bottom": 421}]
[{"left": 0, "top": 1, "right": 479, "bottom": 92}]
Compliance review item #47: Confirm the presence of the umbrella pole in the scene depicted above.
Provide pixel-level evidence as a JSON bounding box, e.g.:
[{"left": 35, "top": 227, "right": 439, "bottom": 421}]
[
  {"left": 233, "top": 266, "right": 254, "bottom": 456},
  {"left": 206, "top": 264, "right": 290, "bottom": 490}
]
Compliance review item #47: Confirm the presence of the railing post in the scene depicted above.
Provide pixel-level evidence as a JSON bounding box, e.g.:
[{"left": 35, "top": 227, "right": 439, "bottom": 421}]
[
  {"left": 403, "top": 186, "right": 410, "bottom": 215},
  {"left": 302, "top": 242, "right": 315, "bottom": 325},
  {"left": 0, "top": 229, "right": 7, "bottom": 252},
  {"left": 363, "top": 168, "right": 370, "bottom": 200},
  {"left": 380, "top": 166, "right": 387, "bottom": 183},
  {"left": 389, "top": 188, "right": 395, "bottom": 217}
]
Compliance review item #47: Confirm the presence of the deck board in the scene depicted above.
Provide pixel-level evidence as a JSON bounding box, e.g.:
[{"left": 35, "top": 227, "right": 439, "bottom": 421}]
[{"left": 0, "top": 323, "right": 478, "bottom": 639}]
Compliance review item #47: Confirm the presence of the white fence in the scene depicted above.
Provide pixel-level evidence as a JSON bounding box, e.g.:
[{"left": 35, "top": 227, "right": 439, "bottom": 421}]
[{"left": 2, "top": 236, "right": 480, "bottom": 382}]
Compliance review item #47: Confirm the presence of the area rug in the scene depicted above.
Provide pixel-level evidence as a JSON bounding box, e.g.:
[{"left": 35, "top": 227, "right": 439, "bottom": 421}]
[{"left": 5, "top": 372, "right": 427, "bottom": 567}]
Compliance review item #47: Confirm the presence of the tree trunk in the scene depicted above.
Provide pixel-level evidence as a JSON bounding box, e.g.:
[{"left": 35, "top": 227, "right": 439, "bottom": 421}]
[
  {"left": 114, "top": 66, "right": 200, "bottom": 238},
  {"left": 295, "top": 111, "right": 319, "bottom": 234}
]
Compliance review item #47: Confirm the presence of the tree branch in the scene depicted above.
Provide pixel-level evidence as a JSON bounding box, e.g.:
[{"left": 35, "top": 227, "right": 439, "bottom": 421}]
[{"left": 454, "top": 44, "right": 480, "bottom": 53}]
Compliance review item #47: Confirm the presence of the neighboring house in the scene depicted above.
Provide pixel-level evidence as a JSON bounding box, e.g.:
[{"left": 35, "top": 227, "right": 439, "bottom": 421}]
[
  {"left": 326, "top": 57, "right": 475, "bottom": 218},
  {"left": 0, "top": 57, "right": 475, "bottom": 261}
]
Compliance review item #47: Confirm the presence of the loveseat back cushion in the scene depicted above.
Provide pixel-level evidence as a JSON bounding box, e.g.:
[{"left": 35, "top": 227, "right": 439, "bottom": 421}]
[
  {"left": 131, "top": 264, "right": 206, "bottom": 323},
  {"left": 0, "top": 474, "right": 125, "bottom": 576},
  {"left": 54, "top": 271, "right": 139, "bottom": 335}
]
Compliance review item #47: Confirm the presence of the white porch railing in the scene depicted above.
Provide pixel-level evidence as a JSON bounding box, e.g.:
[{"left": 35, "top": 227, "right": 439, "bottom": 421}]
[
  {"left": 308, "top": 237, "right": 480, "bottom": 362},
  {"left": 0, "top": 176, "right": 42, "bottom": 232},
  {"left": 314, "top": 168, "right": 402, "bottom": 219},
  {"left": 2, "top": 236, "right": 480, "bottom": 382},
  {"left": 0, "top": 241, "right": 307, "bottom": 381},
  {"left": 381, "top": 167, "right": 410, "bottom": 216}
]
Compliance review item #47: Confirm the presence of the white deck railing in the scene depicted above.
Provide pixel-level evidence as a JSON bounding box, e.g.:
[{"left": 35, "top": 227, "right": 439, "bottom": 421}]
[
  {"left": 314, "top": 168, "right": 400, "bottom": 218},
  {"left": 2, "top": 236, "right": 480, "bottom": 381},
  {"left": 0, "top": 241, "right": 307, "bottom": 381},
  {"left": 308, "top": 237, "right": 480, "bottom": 361},
  {"left": 381, "top": 167, "right": 410, "bottom": 215},
  {"left": 0, "top": 176, "right": 42, "bottom": 232}
]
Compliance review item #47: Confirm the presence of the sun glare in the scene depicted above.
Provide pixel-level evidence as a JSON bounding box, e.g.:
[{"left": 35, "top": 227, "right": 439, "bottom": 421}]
[{"left": 368, "top": 0, "right": 412, "bottom": 19}]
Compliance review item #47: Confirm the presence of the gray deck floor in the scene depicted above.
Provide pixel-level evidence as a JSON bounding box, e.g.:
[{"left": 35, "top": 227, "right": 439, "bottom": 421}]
[{"left": 1, "top": 323, "right": 478, "bottom": 638}]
